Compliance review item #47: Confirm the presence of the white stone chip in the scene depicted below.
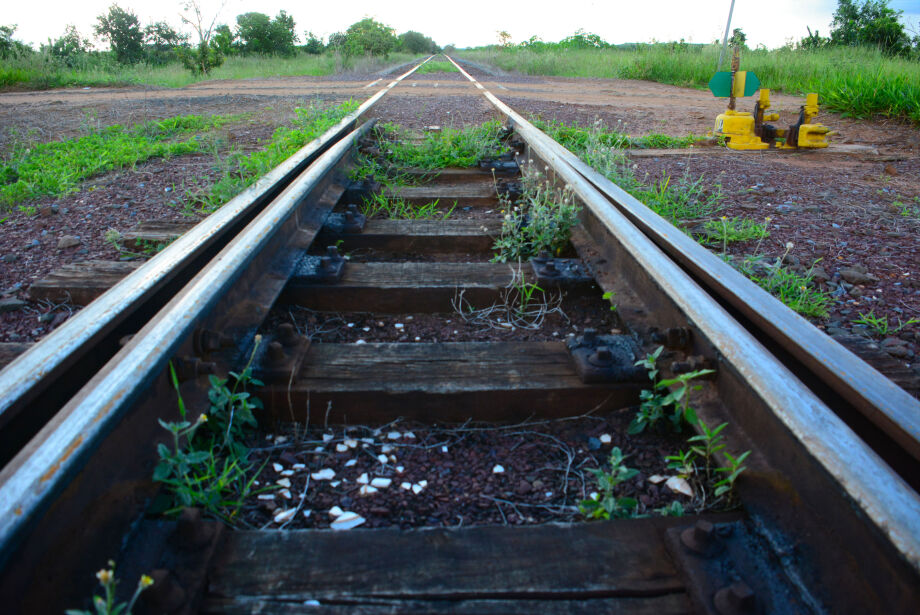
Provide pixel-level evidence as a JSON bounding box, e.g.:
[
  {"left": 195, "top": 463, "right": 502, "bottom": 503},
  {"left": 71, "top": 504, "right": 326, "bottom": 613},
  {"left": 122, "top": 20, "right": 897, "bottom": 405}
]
[
  {"left": 357, "top": 472, "right": 369, "bottom": 484},
  {"left": 257, "top": 494, "right": 276, "bottom": 501},
  {"left": 275, "top": 436, "right": 288, "bottom": 444},
  {"left": 545, "top": 491, "right": 553, "bottom": 498},
  {"left": 335, "top": 443, "right": 349, "bottom": 453},
  {"left": 381, "top": 444, "right": 394, "bottom": 453},
  {"left": 274, "top": 508, "right": 297, "bottom": 523},
  {"left": 396, "top": 465, "right": 405, "bottom": 473},
  {"left": 303, "top": 510, "right": 312, "bottom": 518},
  {"left": 441, "top": 445, "right": 448, "bottom": 453},
  {"left": 418, "top": 480, "right": 428, "bottom": 487},
  {"left": 280, "top": 489, "right": 292, "bottom": 499},
  {"left": 322, "top": 433, "right": 334, "bottom": 443},
  {"left": 330, "top": 481, "right": 341, "bottom": 488},
  {"left": 328, "top": 506, "right": 344, "bottom": 518},
  {"left": 281, "top": 470, "right": 295, "bottom": 477},
  {"left": 292, "top": 463, "right": 306, "bottom": 470},
  {"left": 359, "top": 485, "right": 379, "bottom": 496},
  {"left": 331, "top": 512, "right": 366, "bottom": 530},
  {"left": 492, "top": 465, "right": 505, "bottom": 474},
  {"left": 394, "top": 323, "right": 404, "bottom": 329},
  {"left": 347, "top": 322, "right": 355, "bottom": 328},
  {"left": 411, "top": 484, "right": 424, "bottom": 494},
  {"left": 404, "top": 432, "right": 416, "bottom": 439},
  {"left": 355, "top": 339, "right": 367, "bottom": 345},
  {"left": 345, "top": 439, "right": 358, "bottom": 449},
  {"left": 387, "top": 431, "right": 401, "bottom": 440},
  {"left": 648, "top": 474, "right": 667, "bottom": 484},
  {"left": 371, "top": 478, "right": 392, "bottom": 489},
  {"left": 276, "top": 478, "right": 291, "bottom": 488},
  {"left": 313, "top": 446, "right": 325, "bottom": 453},
  {"left": 272, "top": 463, "right": 284, "bottom": 472},
  {"left": 311, "top": 468, "right": 336, "bottom": 481},
  {"left": 361, "top": 437, "right": 375, "bottom": 444},
  {"left": 599, "top": 434, "right": 612, "bottom": 444},
  {"left": 377, "top": 454, "right": 389, "bottom": 464},
  {"left": 389, "top": 455, "right": 397, "bottom": 463},
  {"left": 344, "top": 459, "right": 357, "bottom": 467},
  {"left": 400, "top": 482, "right": 412, "bottom": 490},
  {"left": 666, "top": 476, "right": 695, "bottom": 497},
  {"left": 362, "top": 327, "right": 370, "bottom": 332}
]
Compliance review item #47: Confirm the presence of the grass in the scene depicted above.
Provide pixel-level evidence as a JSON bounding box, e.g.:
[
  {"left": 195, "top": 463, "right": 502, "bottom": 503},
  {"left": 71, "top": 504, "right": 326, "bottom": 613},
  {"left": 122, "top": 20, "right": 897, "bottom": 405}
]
[
  {"left": 414, "top": 60, "right": 459, "bottom": 75},
  {"left": 185, "top": 99, "right": 360, "bottom": 213},
  {"left": 0, "top": 51, "right": 423, "bottom": 90},
  {"left": 702, "top": 217, "right": 769, "bottom": 246},
  {"left": 852, "top": 309, "right": 919, "bottom": 337},
  {"left": 737, "top": 254, "right": 831, "bottom": 318},
  {"left": 360, "top": 193, "right": 455, "bottom": 220},
  {"left": 377, "top": 120, "right": 507, "bottom": 169},
  {"left": 532, "top": 117, "right": 703, "bottom": 150},
  {"left": 1, "top": 113, "right": 245, "bottom": 211},
  {"left": 459, "top": 45, "right": 920, "bottom": 123}
]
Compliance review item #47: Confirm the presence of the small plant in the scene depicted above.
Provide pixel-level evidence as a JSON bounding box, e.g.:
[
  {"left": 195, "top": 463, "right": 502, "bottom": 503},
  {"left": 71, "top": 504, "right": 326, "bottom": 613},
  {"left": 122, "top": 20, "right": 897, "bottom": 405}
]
[
  {"left": 376, "top": 120, "right": 508, "bottom": 169},
  {"left": 66, "top": 560, "right": 153, "bottom": 615},
  {"left": 736, "top": 245, "right": 831, "bottom": 319},
  {"left": 655, "top": 501, "right": 685, "bottom": 517},
  {"left": 360, "top": 193, "right": 455, "bottom": 220},
  {"left": 602, "top": 290, "right": 617, "bottom": 311},
  {"left": 687, "top": 418, "right": 728, "bottom": 479},
  {"left": 852, "top": 309, "right": 919, "bottom": 337},
  {"left": 713, "top": 450, "right": 751, "bottom": 502},
  {"left": 703, "top": 216, "right": 768, "bottom": 252},
  {"left": 579, "top": 447, "right": 639, "bottom": 519},
  {"left": 452, "top": 264, "right": 566, "bottom": 331},
  {"left": 492, "top": 171, "right": 581, "bottom": 262},
  {"left": 629, "top": 346, "right": 714, "bottom": 434},
  {"left": 153, "top": 338, "right": 267, "bottom": 522}
]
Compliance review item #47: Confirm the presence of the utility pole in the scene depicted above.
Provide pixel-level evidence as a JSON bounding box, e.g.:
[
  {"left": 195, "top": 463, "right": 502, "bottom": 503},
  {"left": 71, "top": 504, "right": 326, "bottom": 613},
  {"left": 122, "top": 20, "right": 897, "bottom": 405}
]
[{"left": 717, "top": 0, "right": 737, "bottom": 71}]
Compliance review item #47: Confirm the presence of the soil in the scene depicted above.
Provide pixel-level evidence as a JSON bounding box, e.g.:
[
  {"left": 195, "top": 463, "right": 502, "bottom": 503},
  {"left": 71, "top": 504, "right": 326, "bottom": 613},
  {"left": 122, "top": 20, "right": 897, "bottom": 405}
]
[
  {"left": 1, "top": 59, "right": 918, "bottom": 381},
  {"left": 241, "top": 413, "right": 698, "bottom": 530}
]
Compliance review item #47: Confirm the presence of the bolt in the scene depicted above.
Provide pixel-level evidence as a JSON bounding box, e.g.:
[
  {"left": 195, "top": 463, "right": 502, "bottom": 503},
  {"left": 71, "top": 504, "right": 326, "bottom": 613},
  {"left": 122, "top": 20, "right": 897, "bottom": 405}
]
[
  {"left": 277, "top": 323, "right": 299, "bottom": 347},
  {"left": 680, "top": 519, "right": 722, "bottom": 557},
  {"left": 320, "top": 256, "right": 332, "bottom": 270},
  {"left": 582, "top": 328, "right": 597, "bottom": 345},
  {"left": 592, "top": 346, "right": 612, "bottom": 363},
  {"left": 267, "top": 341, "right": 285, "bottom": 363},
  {"left": 326, "top": 245, "right": 340, "bottom": 259},
  {"left": 173, "top": 357, "right": 217, "bottom": 382},
  {"left": 345, "top": 210, "right": 356, "bottom": 223},
  {"left": 346, "top": 203, "right": 358, "bottom": 215},
  {"left": 713, "top": 581, "right": 757, "bottom": 615}
]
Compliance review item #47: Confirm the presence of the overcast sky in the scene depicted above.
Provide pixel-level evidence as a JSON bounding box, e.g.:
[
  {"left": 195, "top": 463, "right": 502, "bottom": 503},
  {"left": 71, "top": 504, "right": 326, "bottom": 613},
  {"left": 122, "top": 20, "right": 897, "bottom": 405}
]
[{"left": 5, "top": 0, "right": 920, "bottom": 51}]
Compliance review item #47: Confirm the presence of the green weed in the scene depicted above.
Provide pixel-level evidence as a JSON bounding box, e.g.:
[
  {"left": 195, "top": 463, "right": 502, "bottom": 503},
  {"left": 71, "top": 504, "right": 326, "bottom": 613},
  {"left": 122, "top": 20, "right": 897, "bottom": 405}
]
[
  {"left": 737, "top": 248, "right": 831, "bottom": 318},
  {"left": 579, "top": 447, "right": 639, "bottom": 519},
  {"left": 377, "top": 120, "right": 507, "bottom": 169},
  {"left": 492, "top": 170, "right": 581, "bottom": 262},
  {"left": 414, "top": 60, "right": 459, "bottom": 75},
  {"left": 186, "top": 100, "right": 360, "bottom": 213},
  {"left": 629, "top": 346, "right": 714, "bottom": 434},
  {"left": 852, "top": 309, "right": 919, "bottom": 337},
  {"left": 1, "top": 114, "right": 243, "bottom": 208},
  {"left": 703, "top": 216, "right": 769, "bottom": 251},
  {"left": 532, "top": 117, "right": 702, "bottom": 150},
  {"left": 360, "top": 193, "right": 455, "bottom": 220}
]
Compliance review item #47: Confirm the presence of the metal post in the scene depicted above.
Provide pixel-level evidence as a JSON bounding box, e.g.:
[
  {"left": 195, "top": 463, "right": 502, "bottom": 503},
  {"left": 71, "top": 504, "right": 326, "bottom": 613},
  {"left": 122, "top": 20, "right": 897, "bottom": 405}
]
[{"left": 717, "top": 0, "right": 737, "bottom": 71}]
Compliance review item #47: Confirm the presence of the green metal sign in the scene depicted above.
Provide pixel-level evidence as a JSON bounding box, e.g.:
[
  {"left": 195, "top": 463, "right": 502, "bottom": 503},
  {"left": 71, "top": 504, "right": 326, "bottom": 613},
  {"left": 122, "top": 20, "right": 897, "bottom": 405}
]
[{"left": 708, "top": 71, "right": 761, "bottom": 98}]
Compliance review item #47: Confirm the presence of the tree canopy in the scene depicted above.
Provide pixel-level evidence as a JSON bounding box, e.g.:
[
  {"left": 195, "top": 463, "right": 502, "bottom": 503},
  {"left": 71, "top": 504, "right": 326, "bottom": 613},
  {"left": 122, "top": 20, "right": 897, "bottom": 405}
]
[
  {"left": 94, "top": 4, "right": 144, "bottom": 64},
  {"left": 236, "top": 11, "right": 298, "bottom": 56},
  {"left": 342, "top": 18, "right": 398, "bottom": 57},
  {"left": 830, "top": 0, "right": 913, "bottom": 55}
]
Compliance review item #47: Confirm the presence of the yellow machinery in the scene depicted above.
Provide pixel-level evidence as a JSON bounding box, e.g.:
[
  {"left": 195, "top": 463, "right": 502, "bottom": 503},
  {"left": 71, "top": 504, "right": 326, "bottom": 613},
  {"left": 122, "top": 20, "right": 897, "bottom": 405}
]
[
  {"left": 710, "top": 49, "right": 831, "bottom": 151},
  {"left": 715, "top": 89, "right": 831, "bottom": 151}
]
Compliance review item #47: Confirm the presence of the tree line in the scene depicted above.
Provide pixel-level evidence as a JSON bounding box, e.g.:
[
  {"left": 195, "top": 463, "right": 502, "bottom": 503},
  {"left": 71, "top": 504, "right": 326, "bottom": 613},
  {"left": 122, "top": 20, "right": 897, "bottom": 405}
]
[{"left": 0, "top": 3, "right": 441, "bottom": 75}]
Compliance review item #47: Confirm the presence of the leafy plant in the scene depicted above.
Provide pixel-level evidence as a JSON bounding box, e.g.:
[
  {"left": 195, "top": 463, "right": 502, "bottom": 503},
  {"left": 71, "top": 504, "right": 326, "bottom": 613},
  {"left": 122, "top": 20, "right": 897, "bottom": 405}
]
[
  {"left": 376, "top": 120, "right": 508, "bottom": 169},
  {"left": 360, "top": 193, "right": 455, "bottom": 220},
  {"left": 737, "top": 251, "right": 831, "bottom": 318},
  {"left": 492, "top": 170, "right": 581, "bottom": 262},
  {"left": 629, "top": 346, "right": 714, "bottom": 434},
  {"left": 66, "top": 560, "right": 153, "bottom": 615},
  {"left": 852, "top": 309, "right": 919, "bottom": 336},
  {"left": 687, "top": 418, "right": 728, "bottom": 479},
  {"left": 713, "top": 450, "right": 751, "bottom": 502},
  {"left": 153, "top": 339, "right": 267, "bottom": 523},
  {"left": 579, "top": 447, "right": 639, "bottom": 519},
  {"left": 602, "top": 290, "right": 617, "bottom": 311},
  {"left": 655, "top": 501, "right": 685, "bottom": 517}
]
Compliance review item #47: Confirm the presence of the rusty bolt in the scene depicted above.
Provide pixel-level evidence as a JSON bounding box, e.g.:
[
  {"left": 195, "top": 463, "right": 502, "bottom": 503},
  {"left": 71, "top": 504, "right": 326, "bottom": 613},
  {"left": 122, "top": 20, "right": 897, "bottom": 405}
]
[
  {"left": 143, "top": 569, "right": 187, "bottom": 613},
  {"left": 680, "top": 520, "right": 723, "bottom": 557},
  {"left": 713, "top": 580, "right": 757, "bottom": 615},
  {"left": 587, "top": 346, "right": 613, "bottom": 367},
  {"left": 267, "top": 341, "right": 286, "bottom": 363},
  {"left": 276, "top": 323, "right": 299, "bottom": 347}
]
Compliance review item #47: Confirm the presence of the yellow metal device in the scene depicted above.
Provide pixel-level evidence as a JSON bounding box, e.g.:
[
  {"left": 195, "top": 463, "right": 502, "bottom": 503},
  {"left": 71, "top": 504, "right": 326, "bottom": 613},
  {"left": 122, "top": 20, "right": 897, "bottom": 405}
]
[{"left": 715, "top": 89, "right": 831, "bottom": 151}]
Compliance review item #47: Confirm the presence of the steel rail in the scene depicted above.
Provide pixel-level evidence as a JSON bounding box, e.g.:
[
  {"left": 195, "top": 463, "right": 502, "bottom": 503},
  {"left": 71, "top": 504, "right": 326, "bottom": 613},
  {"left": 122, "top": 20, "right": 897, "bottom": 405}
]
[
  {"left": 445, "top": 54, "right": 920, "bottom": 573},
  {"left": 0, "top": 120, "right": 375, "bottom": 564},
  {"left": 0, "top": 55, "right": 433, "bottom": 463}
]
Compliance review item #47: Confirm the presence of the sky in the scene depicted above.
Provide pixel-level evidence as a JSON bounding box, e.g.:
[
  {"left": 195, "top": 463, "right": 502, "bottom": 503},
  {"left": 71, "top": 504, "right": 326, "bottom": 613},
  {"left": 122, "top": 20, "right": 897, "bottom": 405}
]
[{"left": 5, "top": 0, "right": 920, "bottom": 51}]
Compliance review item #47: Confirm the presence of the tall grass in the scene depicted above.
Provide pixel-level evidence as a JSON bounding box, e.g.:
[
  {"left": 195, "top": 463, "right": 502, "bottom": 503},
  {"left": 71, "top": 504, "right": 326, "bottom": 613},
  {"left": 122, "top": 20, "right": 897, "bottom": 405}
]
[
  {"left": 0, "top": 52, "right": 422, "bottom": 90},
  {"left": 458, "top": 45, "right": 920, "bottom": 123}
]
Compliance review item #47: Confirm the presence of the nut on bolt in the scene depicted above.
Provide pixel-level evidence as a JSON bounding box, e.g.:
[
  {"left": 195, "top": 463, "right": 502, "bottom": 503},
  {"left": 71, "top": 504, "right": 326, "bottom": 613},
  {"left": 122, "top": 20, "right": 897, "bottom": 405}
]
[
  {"left": 680, "top": 519, "right": 723, "bottom": 557},
  {"left": 276, "top": 323, "right": 299, "bottom": 347}
]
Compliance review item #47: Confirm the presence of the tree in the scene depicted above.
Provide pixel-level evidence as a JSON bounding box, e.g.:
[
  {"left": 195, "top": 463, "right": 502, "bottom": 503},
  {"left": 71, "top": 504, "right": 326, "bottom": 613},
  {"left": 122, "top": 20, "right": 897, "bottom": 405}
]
[
  {"left": 830, "top": 0, "right": 911, "bottom": 55},
  {"left": 211, "top": 24, "right": 235, "bottom": 56},
  {"left": 399, "top": 31, "right": 438, "bottom": 54},
  {"left": 1, "top": 25, "right": 31, "bottom": 59},
  {"left": 144, "top": 21, "right": 187, "bottom": 65},
  {"left": 497, "top": 30, "right": 512, "bottom": 48},
  {"left": 729, "top": 27, "right": 747, "bottom": 48},
  {"left": 48, "top": 25, "right": 92, "bottom": 67},
  {"left": 178, "top": 0, "right": 226, "bottom": 75},
  {"left": 302, "top": 31, "right": 324, "bottom": 54},
  {"left": 236, "top": 11, "right": 298, "bottom": 55},
  {"left": 327, "top": 32, "right": 347, "bottom": 53},
  {"left": 559, "top": 29, "right": 608, "bottom": 49},
  {"left": 94, "top": 4, "right": 144, "bottom": 64},
  {"left": 343, "top": 18, "right": 398, "bottom": 57}
]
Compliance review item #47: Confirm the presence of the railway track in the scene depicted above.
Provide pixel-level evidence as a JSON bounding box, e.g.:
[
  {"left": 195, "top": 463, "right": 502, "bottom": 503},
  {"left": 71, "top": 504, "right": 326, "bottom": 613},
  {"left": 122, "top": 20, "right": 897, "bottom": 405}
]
[{"left": 0, "top": 56, "right": 918, "bottom": 614}]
